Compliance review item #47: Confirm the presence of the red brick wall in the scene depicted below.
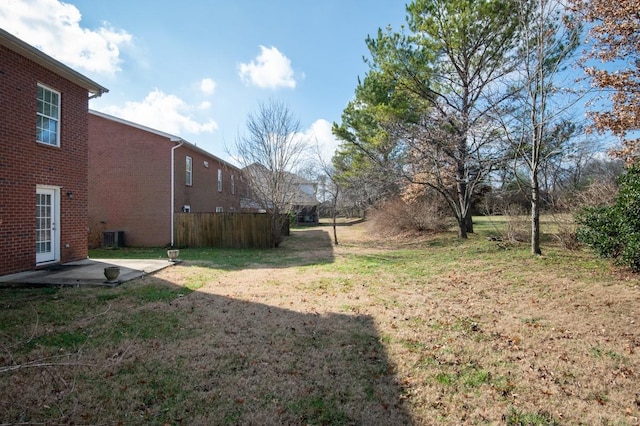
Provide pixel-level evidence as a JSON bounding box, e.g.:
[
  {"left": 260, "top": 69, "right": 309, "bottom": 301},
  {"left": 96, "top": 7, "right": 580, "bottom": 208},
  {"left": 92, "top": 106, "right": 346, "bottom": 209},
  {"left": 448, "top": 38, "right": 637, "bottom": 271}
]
[
  {"left": 88, "top": 114, "right": 242, "bottom": 247},
  {"left": 0, "top": 45, "right": 89, "bottom": 275},
  {"left": 88, "top": 114, "right": 173, "bottom": 247},
  {"left": 174, "top": 149, "right": 242, "bottom": 214}
]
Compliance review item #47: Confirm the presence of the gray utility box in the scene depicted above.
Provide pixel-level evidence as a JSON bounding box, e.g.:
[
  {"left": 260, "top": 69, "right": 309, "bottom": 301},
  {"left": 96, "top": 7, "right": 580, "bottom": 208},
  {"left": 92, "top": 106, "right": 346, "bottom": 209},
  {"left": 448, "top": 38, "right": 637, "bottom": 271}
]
[{"left": 102, "top": 230, "right": 125, "bottom": 248}]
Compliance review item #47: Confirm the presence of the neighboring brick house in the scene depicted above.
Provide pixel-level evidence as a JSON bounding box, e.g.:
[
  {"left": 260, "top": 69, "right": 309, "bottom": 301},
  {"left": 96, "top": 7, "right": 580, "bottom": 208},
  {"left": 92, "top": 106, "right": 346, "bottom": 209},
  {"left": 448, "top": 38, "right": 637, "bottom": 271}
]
[
  {"left": 0, "top": 29, "right": 108, "bottom": 276},
  {"left": 88, "top": 110, "right": 242, "bottom": 247}
]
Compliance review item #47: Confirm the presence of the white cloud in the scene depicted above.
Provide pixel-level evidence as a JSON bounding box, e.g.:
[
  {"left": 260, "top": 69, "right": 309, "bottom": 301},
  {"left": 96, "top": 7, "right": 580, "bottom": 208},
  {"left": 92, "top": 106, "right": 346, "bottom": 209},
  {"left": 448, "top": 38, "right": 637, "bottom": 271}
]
[
  {"left": 101, "top": 89, "right": 218, "bottom": 135},
  {"left": 239, "top": 46, "right": 297, "bottom": 89},
  {"left": 200, "top": 78, "right": 217, "bottom": 95},
  {"left": 0, "top": 0, "right": 131, "bottom": 74},
  {"left": 304, "top": 119, "right": 340, "bottom": 163}
]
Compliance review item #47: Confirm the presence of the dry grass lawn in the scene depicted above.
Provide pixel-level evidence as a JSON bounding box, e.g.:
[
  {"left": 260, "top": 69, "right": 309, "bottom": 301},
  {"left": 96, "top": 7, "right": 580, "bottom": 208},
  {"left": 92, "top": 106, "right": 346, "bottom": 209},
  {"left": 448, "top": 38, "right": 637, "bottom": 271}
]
[{"left": 1, "top": 220, "right": 639, "bottom": 425}]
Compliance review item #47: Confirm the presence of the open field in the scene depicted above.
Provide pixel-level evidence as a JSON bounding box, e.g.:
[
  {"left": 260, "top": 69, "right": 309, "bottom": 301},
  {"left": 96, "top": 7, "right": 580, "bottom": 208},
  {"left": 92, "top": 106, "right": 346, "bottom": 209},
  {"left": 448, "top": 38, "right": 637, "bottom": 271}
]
[{"left": 1, "top": 219, "right": 639, "bottom": 424}]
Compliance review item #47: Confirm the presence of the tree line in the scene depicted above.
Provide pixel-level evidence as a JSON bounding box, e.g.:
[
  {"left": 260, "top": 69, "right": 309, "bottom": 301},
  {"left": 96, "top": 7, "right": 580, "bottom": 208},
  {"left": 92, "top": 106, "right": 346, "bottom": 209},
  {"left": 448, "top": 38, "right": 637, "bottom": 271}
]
[
  {"left": 327, "top": 0, "right": 639, "bottom": 265},
  {"left": 231, "top": 0, "right": 639, "bottom": 270}
]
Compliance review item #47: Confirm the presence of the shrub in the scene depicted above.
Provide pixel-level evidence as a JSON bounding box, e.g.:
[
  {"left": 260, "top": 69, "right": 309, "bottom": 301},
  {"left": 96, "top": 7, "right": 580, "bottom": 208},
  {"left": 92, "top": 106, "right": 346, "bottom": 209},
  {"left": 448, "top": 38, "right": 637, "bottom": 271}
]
[
  {"left": 502, "top": 204, "right": 530, "bottom": 243},
  {"left": 554, "top": 223, "right": 581, "bottom": 250},
  {"left": 367, "top": 195, "right": 449, "bottom": 237},
  {"left": 576, "top": 165, "right": 640, "bottom": 272}
]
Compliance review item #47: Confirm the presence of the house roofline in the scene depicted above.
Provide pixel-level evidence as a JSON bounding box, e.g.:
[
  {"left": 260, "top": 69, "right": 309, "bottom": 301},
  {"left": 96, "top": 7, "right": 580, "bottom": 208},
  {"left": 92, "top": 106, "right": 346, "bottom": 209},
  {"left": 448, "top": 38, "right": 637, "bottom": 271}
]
[
  {"left": 0, "top": 28, "right": 108, "bottom": 98},
  {"left": 243, "top": 162, "right": 316, "bottom": 185},
  {"left": 89, "top": 109, "right": 240, "bottom": 171},
  {"left": 90, "top": 109, "right": 184, "bottom": 142}
]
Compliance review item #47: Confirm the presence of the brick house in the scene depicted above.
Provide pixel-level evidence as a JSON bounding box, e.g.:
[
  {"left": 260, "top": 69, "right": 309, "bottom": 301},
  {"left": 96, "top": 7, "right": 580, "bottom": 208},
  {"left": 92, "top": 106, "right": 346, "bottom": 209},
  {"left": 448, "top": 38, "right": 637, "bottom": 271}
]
[
  {"left": 0, "top": 29, "right": 108, "bottom": 276},
  {"left": 88, "top": 110, "right": 242, "bottom": 247}
]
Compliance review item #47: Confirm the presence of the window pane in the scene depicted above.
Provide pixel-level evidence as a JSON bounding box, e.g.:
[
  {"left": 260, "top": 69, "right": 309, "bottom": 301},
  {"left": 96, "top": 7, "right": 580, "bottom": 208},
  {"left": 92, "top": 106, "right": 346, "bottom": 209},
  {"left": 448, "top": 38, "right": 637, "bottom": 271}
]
[
  {"left": 186, "top": 157, "right": 192, "bottom": 185},
  {"left": 36, "top": 85, "right": 60, "bottom": 146}
]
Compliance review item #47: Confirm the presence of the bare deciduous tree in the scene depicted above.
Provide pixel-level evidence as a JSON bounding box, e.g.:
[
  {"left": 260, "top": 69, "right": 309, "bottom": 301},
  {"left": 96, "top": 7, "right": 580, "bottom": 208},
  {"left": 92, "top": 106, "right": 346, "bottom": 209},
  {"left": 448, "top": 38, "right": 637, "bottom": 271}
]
[
  {"left": 500, "top": 0, "right": 580, "bottom": 255},
  {"left": 313, "top": 144, "right": 341, "bottom": 245},
  {"left": 232, "top": 99, "right": 310, "bottom": 247}
]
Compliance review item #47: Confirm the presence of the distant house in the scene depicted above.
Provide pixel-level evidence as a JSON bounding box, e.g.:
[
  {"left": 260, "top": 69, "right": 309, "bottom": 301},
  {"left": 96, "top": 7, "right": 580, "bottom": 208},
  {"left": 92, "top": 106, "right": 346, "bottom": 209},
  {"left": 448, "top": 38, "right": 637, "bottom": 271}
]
[
  {"left": 0, "top": 29, "right": 108, "bottom": 276},
  {"left": 88, "top": 111, "right": 243, "bottom": 247},
  {"left": 241, "top": 163, "right": 319, "bottom": 225},
  {"left": 291, "top": 174, "right": 320, "bottom": 225}
]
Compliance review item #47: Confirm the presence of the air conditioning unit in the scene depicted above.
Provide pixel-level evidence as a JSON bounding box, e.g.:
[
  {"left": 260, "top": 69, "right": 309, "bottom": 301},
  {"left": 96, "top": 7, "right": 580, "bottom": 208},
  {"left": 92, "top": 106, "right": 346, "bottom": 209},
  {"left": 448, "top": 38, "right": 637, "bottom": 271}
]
[{"left": 103, "top": 230, "right": 125, "bottom": 248}]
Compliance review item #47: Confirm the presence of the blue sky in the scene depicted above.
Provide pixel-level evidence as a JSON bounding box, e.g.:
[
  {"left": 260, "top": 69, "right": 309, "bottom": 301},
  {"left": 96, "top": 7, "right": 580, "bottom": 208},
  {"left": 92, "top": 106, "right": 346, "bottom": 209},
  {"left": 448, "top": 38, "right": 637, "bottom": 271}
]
[{"left": 0, "top": 0, "right": 408, "bottom": 162}]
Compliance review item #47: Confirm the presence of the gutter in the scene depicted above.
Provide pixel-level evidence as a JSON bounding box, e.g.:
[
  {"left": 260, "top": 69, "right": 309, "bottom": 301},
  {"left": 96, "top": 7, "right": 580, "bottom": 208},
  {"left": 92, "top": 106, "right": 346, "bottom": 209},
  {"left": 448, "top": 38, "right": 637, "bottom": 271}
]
[{"left": 171, "top": 140, "right": 184, "bottom": 247}]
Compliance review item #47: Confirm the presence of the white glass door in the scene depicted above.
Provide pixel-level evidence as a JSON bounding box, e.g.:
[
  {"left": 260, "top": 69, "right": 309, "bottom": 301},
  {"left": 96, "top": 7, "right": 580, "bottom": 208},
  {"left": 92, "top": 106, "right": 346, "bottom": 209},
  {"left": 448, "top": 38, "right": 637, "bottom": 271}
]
[{"left": 36, "top": 188, "right": 56, "bottom": 263}]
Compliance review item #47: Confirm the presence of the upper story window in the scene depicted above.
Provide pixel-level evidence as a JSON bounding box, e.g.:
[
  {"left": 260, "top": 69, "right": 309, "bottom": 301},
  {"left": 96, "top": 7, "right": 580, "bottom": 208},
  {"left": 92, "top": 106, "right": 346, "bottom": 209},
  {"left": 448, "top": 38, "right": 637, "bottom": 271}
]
[
  {"left": 36, "top": 84, "right": 60, "bottom": 146},
  {"left": 217, "top": 169, "right": 223, "bottom": 192},
  {"left": 231, "top": 174, "right": 235, "bottom": 195},
  {"left": 186, "top": 156, "right": 193, "bottom": 186}
]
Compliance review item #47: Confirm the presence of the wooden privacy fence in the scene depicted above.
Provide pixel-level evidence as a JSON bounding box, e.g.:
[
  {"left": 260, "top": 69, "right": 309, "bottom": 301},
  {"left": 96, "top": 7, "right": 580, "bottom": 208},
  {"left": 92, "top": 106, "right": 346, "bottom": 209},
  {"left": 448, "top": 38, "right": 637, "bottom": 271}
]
[{"left": 174, "top": 212, "right": 289, "bottom": 249}]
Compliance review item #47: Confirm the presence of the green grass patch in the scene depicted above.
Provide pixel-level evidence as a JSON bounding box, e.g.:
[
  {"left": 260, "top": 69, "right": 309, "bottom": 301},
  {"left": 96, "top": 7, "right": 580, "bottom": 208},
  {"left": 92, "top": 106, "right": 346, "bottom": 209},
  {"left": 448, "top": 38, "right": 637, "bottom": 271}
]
[
  {"left": 27, "top": 330, "right": 88, "bottom": 351},
  {"left": 182, "top": 266, "right": 215, "bottom": 291},
  {"left": 113, "top": 310, "right": 187, "bottom": 341},
  {"left": 120, "top": 282, "right": 191, "bottom": 303},
  {"left": 435, "top": 372, "right": 455, "bottom": 386},
  {"left": 287, "top": 396, "right": 349, "bottom": 425},
  {"left": 505, "top": 407, "right": 560, "bottom": 425},
  {"left": 89, "top": 246, "right": 169, "bottom": 259},
  {"left": 87, "top": 360, "right": 204, "bottom": 424},
  {"left": 433, "top": 365, "right": 491, "bottom": 389},
  {"left": 89, "top": 230, "right": 330, "bottom": 269}
]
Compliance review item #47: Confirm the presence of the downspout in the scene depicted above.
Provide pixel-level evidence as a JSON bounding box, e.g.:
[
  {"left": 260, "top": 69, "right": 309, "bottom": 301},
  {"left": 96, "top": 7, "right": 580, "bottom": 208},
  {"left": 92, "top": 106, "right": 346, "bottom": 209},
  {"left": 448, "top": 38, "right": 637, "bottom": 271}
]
[{"left": 170, "top": 140, "right": 184, "bottom": 247}]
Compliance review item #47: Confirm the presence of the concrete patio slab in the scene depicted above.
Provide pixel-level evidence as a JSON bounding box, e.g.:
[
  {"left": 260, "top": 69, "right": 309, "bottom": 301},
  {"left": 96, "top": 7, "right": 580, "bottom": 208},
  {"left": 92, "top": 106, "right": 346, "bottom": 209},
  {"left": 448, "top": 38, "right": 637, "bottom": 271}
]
[{"left": 0, "top": 258, "right": 173, "bottom": 287}]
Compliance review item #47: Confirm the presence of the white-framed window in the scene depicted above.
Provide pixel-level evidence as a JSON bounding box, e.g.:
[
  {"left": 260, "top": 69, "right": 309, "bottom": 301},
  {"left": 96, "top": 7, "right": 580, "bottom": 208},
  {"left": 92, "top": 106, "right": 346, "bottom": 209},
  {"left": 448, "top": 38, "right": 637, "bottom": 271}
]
[
  {"left": 231, "top": 174, "right": 235, "bottom": 195},
  {"left": 186, "top": 156, "right": 193, "bottom": 186},
  {"left": 182, "top": 205, "right": 191, "bottom": 213},
  {"left": 217, "top": 169, "right": 222, "bottom": 192},
  {"left": 36, "top": 84, "right": 61, "bottom": 146},
  {"left": 215, "top": 207, "right": 223, "bottom": 213}
]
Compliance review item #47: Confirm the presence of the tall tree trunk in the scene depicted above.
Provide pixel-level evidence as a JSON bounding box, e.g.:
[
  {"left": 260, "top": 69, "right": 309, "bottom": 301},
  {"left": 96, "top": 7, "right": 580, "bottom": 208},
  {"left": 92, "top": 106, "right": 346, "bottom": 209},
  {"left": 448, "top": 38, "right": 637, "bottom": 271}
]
[
  {"left": 465, "top": 209, "right": 474, "bottom": 234},
  {"left": 455, "top": 196, "right": 469, "bottom": 239},
  {"left": 456, "top": 150, "right": 469, "bottom": 239},
  {"left": 457, "top": 217, "right": 468, "bottom": 239},
  {"left": 272, "top": 208, "right": 282, "bottom": 248},
  {"left": 531, "top": 176, "right": 541, "bottom": 255},
  {"left": 332, "top": 204, "right": 339, "bottom": 245}
]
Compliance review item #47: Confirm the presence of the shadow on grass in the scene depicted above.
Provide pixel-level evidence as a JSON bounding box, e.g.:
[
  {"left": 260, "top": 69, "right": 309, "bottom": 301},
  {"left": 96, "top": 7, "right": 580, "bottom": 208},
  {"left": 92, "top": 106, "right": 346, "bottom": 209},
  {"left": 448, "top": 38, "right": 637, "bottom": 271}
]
[{"left": 0, "top": 276, "right": 414, "bottom": 425}]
